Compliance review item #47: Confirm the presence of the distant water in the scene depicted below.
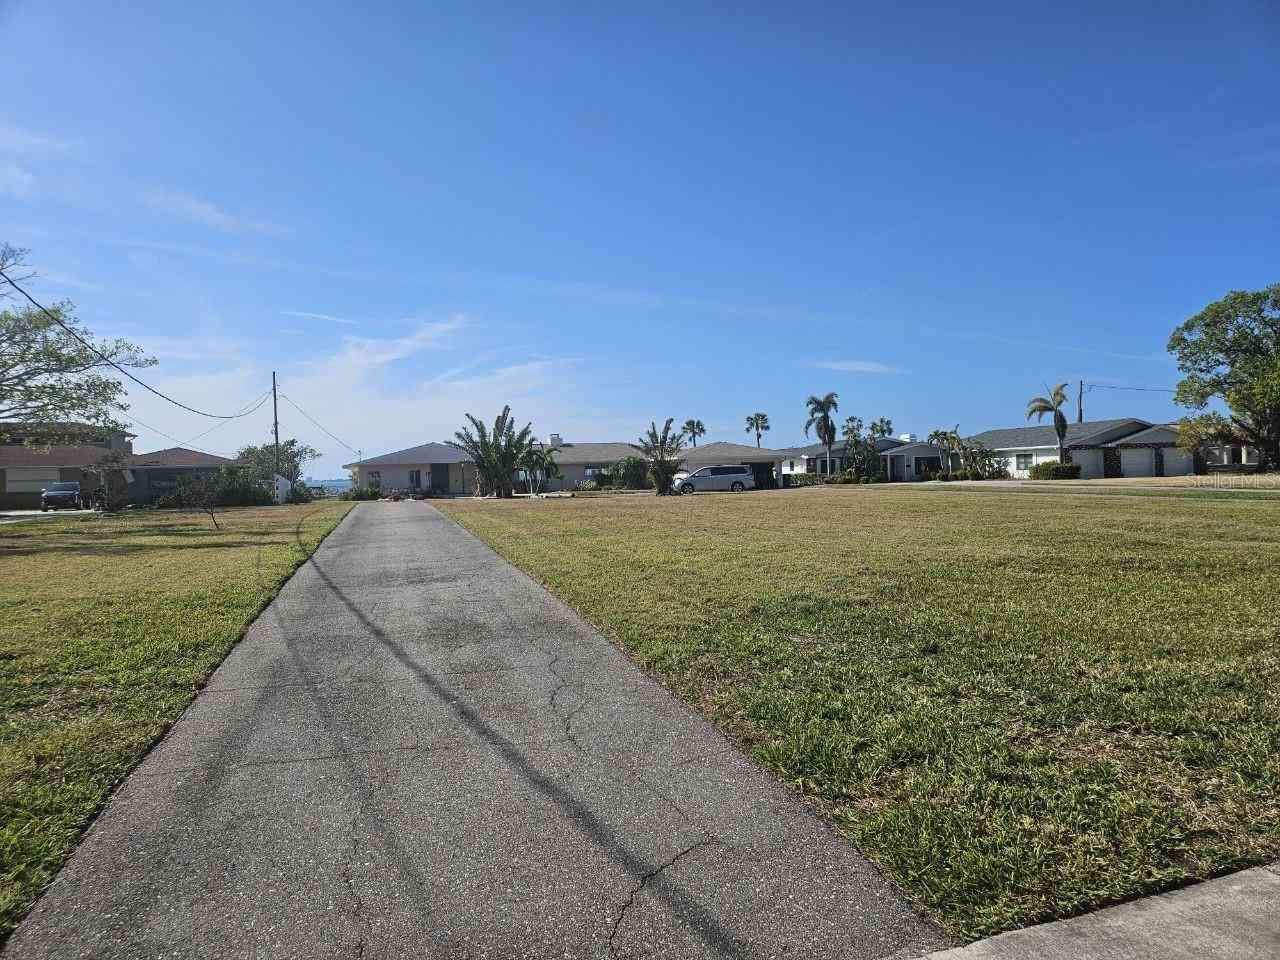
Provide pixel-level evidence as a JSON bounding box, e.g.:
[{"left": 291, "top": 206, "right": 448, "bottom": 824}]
[{"left": 313, "top": 478, "right": 353, "bottom": 492}]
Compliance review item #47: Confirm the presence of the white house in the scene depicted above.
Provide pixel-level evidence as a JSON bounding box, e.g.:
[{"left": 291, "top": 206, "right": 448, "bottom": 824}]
[
  {"left": 966, "top": 418, "right": 1153, "bottom": 479},
  {"left": 779, "top": 437, "right": 907, "bottom": 477}
]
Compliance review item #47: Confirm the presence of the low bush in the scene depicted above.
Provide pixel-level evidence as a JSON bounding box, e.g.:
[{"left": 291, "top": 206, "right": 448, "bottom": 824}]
[
  {"left": 285, "top": 481, "right": 313, "bottom": 504},
  {"left": 577, "top": 479, "right": 600, "bottom": 492},
  {"left": 1029, "top": 461, "right": 1082, "bottom": 480},
  {"left": 343, "top": 486, "right": 382, "bottom": 501}
]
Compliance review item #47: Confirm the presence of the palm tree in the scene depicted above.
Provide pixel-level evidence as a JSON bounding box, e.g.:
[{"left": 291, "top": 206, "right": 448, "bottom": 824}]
[
  {"left": 744, "top": 412, "right": 770, "bottom": 447},
  {"left": 682, "top": 419, "right": 706, "bottom": 447},
  {"left": 449, "top": 405, "right": 534, "bottom": 498},
  {"left": 927, "top": 426, "right": 959, "bottom": 476},
  {"left": 804, "top": 392, "right": 839, "bottom": 476},
  {"left": 634, "top": 419, "right": 686, "bottom": 495},
  {"left": 1026, "top": 383, "right": 1071, "bottom": 464},
  {"left": 520, "top": 444, "right": 561, "bottom": 494}
]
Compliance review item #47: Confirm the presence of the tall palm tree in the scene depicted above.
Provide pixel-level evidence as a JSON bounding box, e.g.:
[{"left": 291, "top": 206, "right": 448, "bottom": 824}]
[
  {"left": 927, "top": 426, "right": 959, "bottom": 476},
  {"left": 804, "top": 392, "right": 839, "bottom": 476},
  {"left": 1026, "top": 383, "right": 1071, "bottom": 464},
  {"left": 634, "top": 419, "right": 686, "bottom": 495},
  {"left": 681, "top": 419, "right": 706, "bottom": 447},
  {"left": 744, "top": 412, "right": 770, "bottom": 447},
  {"left": 520, "top": 444, "right": 561, "bottom": 494},
  {"left": 449, "top": 405, "right": 534, "bottom": 498}
]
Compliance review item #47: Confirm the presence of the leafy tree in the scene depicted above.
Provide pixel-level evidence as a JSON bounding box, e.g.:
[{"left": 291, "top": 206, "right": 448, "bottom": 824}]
[
  {"left": 744, "top": 412, "right": 770, "bottom": 447},
  {"left": 681, "top": 418, "right": 706, "bottom": 447},
  {"left": 1026, "top": 383, "right": 1070, "bottom": 464},
  {"left": 449, "top": 406, "right": 534, "bottom": 498},
  {"left": 1168, "top": 284, "right": 1280, "bottom": 471},
  {"left": 236, "top": 437, "right": 321, "bottom": 484},
  {"left": 0, "top": 246, "right": 154, "bottom": 441},
  {"left": 804, "top": 392, "right": 839, "bottom": 475},
  {"left": 608, "top": 455, "right": 651, "bottom": 490},
  {"left": 633, "top": 419, "right": 686, "bottom": 495}
]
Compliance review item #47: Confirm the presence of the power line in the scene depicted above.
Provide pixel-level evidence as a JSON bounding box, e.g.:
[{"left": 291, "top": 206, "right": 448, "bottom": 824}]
[
  {"left": 126, "top": 413, "right": 237, "bottom": 458},
  {"left": 180, "top": 390, "right": 272, "bottom": 447},
  {"left": 278, "top": 391, "right": 359, "bottom": 455},
  {"left": 1086, "top": 383, "right": 1177, "bottom": 394},
  {"left": 0, "top": 266, "right": 260, "bottom": 420}
]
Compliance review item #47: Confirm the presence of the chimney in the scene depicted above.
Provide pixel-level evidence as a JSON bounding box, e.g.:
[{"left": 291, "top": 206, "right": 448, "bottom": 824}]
[
  {"left": 548, "top": 433, "right": 563, "bottom": 448},
  {"left": 899, "top": 433, "right": 918, "bottom": 443}
]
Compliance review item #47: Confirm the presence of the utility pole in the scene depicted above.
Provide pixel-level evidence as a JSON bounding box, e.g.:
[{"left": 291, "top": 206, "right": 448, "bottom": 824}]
[
  {"left": 272, "top": 371, "right": 281, "bottom": 478},
  {"left": 1077, "top": 380, "right": 1084, "bottom": 423}
]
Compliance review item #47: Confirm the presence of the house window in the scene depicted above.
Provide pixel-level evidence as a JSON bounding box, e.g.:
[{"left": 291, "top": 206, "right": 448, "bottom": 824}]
[
  {"left": 408, "top": 469, "right": 421, "bottom": 489},
  {"left": 788, "top": 460, "right": 795, "bottom": 471},
  {"left": 584, "top": 464, "right": 606, "bottom": 479},
  {"left": 1016, "top": 454, "right": 1033, "bottom": 471},
  {"left": 368, "top": 471, "right": 381, "bottom": 488}
]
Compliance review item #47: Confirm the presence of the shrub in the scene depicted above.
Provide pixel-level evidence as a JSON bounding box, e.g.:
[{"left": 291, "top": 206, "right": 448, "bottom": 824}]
[
  {"left": 343, "top": 486, "right": 382, "bottom": 501},
  {"left": 609, "top": 456, "right": 652, "bottom": 490},
  {"left": 577, "top": 479, "right": 600, "bottom": 492},
  {"left": 285, "top": 481, "right": 313, "bottom": 504},
  {"left": 1029, "top": 461, "right": 1082, "bottom": 480}
]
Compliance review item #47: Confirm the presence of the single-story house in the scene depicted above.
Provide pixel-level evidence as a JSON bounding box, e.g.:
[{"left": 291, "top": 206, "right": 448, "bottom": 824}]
[
  {"left": 1, "top": 424, "right": 134, "bottom": 509},
  {"left": 542, "top": 439, "right": 791, "bottom": 490},
  {"left": 344, "top": 443, "right": 477, "bottom": 495},
  {"left": 778, "top": 437, "right": 906, "bottom": 477},
  {"left": 124, "top": 447, "right": 238, "bottom": 502},
  {"left": 540, "top": 440, "right": 641, "bottom": 491},
  {"left": 880, "top": 441, "right": 947, "bottom": 481},
  {"left": 966, "top": 418, "right": 1154, "bottom": 479}
]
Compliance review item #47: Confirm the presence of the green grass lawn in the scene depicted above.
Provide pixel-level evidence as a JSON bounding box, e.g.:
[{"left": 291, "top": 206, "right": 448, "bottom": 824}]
[
  {"left": 0, "top": 502, "right": 352, "bottom": 942},
  {"left": 439, "top": 487, "right": 1280, "bottom": 940}
]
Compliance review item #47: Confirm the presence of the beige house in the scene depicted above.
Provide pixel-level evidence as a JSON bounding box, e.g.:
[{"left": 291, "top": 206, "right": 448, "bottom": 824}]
[{"left": 344, "top": 443, "right": 476, "bottom": 494}]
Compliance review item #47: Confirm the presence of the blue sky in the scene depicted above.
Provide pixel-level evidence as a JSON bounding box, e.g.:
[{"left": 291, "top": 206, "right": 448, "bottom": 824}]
[{"left": 2, "top": 2, "right": 1277, "bottom": 478}]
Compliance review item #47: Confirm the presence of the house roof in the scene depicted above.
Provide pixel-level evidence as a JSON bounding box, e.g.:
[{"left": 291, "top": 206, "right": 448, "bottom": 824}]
[
  {"left": 129, "top": 447, "right": 236, "bottom": 467},
  {"left": 343, "top": 442, "right": 471, "bottom": 469},
  {"left": 0, "top": 421, "right": 135, "bottom": 441},
  {"left": 966, "top": 418, "right": 1149, "bottom": 450},
  {"left": 780, "top": 437, "right": 905, "bottom": 458},
  {"left": 882, "top": 441, "right": 945, "bottom": 458},
  {"left": 1104, "top": 424, "right": 1180, "bottom": 447},
  {"left": 682, "top": 441, "right": 787, "bottom": 463},
  {"left": 545, "top": 442, "right": 639, "bottom": 465}
]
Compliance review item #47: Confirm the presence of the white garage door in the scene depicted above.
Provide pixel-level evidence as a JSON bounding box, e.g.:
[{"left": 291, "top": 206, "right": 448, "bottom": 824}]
[
  {"left": 4, "top": 467, "right": 59, "bottom": 492},
  {"left": 1162, "top": 448, "right": 1194, "bottom": 476},
  {"left": 1120, "top": 448, "right": 1155, "bottom": 478}
]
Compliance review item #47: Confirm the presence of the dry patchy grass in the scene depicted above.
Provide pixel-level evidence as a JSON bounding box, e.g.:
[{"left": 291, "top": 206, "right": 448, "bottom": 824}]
[{"left": 439, "top": 486, "right": 1280, "bottom": 939}]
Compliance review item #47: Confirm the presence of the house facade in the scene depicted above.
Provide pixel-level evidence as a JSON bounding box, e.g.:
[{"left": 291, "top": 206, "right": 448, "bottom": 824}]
[
  {"left": 778, "top": 437, "right": 907, "bottom": 477},
  {"left": 344, "top": 443, "right": 476, "bottom": 495},
  {"left": 966, "top": 418, "right": 1154, "bottom": 479},
  {"left": 124, "top": 448, "right": 238, "bottom": 502},
  {"left": 543, "top": 439, "right": 790, "bottom": 491},
  {"left": 880, "top": 441, "right": 946, "bottom": 481}
]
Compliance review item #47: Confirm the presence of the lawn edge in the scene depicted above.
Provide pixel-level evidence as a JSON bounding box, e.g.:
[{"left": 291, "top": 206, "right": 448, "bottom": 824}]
[
  {"left": 0, "top": 502, "right": 355, "bottom": 947},
  {"left": 432, "top": 501, "right": 955, "bottom": 944}
]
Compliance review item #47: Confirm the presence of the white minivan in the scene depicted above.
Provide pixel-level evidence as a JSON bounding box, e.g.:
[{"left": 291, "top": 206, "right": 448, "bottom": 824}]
[{"left": 672, "top": 464, "right": 756, "bottom": 495}]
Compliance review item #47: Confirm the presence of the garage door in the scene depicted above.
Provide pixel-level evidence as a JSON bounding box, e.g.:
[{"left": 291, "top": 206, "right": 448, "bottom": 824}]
[
  {"left": 1162, "top": 448, "right": 1194, "bottom": 476},
  {"left": 1073, "top": 449, "right": 1103, "bottom": 479},
  {"left": 1120, "top": 448, "right": 1154, "bottom": 478},
  {"left": 4, "top": 467, "right": 59, "bottom": 492}
]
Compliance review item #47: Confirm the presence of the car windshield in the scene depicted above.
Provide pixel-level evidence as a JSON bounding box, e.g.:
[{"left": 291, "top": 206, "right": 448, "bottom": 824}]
[{"left": 47, "top": 482, "right": 79, "bottom": 492}]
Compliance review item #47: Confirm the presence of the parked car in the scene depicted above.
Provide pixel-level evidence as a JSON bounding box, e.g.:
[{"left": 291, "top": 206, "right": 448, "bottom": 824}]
[
  {"left": 672, "top": 465, "right": 756, "bottom": 495},
  {"left": 40, "top": 481, "right": 83, "bottom": 511}
]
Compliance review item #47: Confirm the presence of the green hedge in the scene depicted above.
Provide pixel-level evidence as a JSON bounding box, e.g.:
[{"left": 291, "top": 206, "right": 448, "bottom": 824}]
[{"left": 1029, "top": 461, "right": 1082, "bottom": 480}]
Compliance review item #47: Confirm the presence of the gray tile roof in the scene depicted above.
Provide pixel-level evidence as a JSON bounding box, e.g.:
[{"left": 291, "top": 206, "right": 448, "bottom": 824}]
[
  {"left": 343, "top": 442, "right": 470, "bottom": 469},
  {"left": 882, "top": 442, "right": 945, "bottom": 458},
  {"left": 966, "top": 418, "right": 1149, "bottom": 450},
  {"left": 780, "top": 438, "right": 904, "bottom": 458},
  {"left": 1104, "top": 424, "right": 1180, "bottom": 446},
  {"left": 544, "top": 442, "right": 639, "bottom": 465},
  {"left": 682, "top": 441, "right": 787, "bottom": 464}
]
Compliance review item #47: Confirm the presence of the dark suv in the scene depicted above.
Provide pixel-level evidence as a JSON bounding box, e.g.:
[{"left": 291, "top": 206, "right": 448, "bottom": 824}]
[{"left": 40, "top": 481, "right": 83, "bottom": 511}]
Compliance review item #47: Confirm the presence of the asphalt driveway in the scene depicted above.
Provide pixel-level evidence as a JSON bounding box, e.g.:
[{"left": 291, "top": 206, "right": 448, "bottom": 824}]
[{"left": 6, "top": 501, "right": 942, "bottom": 959}]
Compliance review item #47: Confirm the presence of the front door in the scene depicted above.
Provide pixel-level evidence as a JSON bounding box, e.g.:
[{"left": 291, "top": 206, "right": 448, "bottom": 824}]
[{"left": 431, "top": 462, "right": 451, "bottom": 493}]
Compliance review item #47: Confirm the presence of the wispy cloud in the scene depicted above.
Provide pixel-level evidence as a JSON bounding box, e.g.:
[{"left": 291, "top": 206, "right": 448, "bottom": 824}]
[
  {"left": 329, "top": 316, "right": 468, "bottom": 368},
  {"left": 141, "top": 188, "right": 286, "bottom": 235},
  {"left": 810, "top": 360, "right": 906, "bottom": 374},
  {"left": 0, "top": 163, "right": 35, "bottom": 198},
  {"left": 282, "top": 310, "right": 358, "bottom": 326},
  {"left": 0, "top": 123, "right": 74, "bottom": 155}
]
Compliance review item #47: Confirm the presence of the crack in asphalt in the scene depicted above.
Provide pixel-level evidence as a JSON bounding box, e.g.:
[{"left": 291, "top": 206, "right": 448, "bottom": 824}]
[{"left": 607, "top": 838, "right": 716, "bottom": 958}]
